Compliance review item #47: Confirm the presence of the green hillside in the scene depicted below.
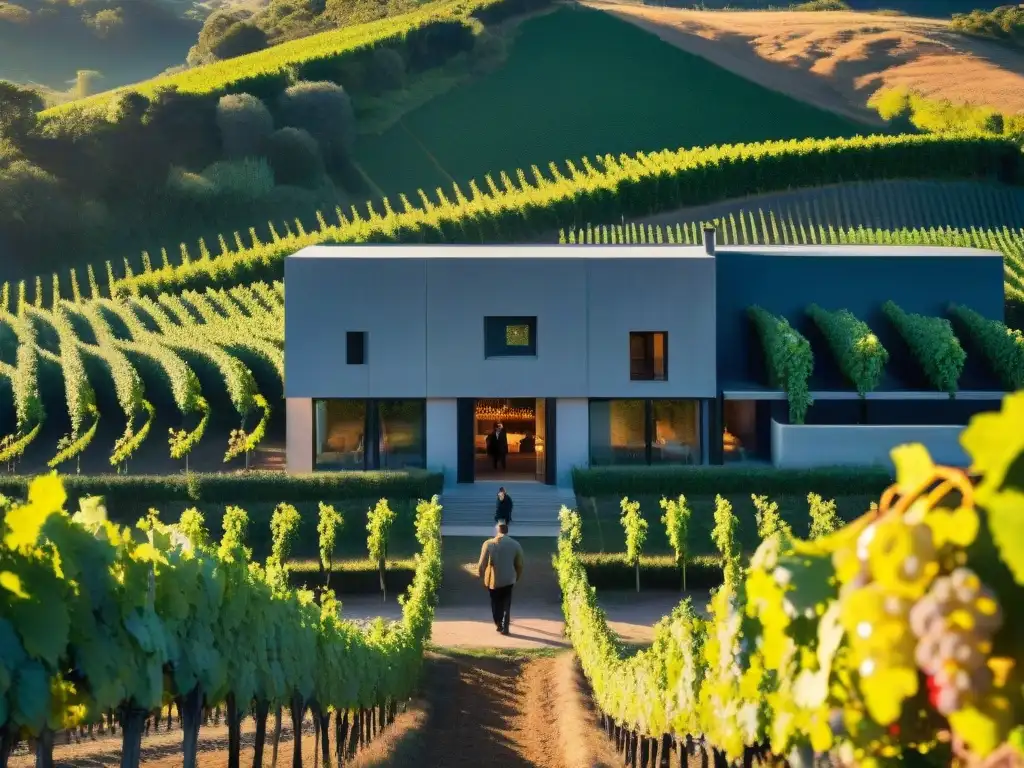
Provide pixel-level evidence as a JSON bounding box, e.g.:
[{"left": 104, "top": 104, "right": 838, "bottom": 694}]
[{"left": 353, "top": 6, "right": 869, "bottom": 197}]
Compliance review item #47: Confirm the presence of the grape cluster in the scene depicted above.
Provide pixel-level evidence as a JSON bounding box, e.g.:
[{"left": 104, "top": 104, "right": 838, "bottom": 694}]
[{"left": 909, "top": 567, "right": 1004, "bottom": 716}]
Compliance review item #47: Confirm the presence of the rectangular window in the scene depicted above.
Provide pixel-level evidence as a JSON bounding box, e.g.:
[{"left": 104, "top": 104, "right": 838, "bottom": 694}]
[
  {"left": 589, "top": 399, "right": 701, "bottom": 466},
  {"left": 314, "top": 398, "right": 426, "bottom": 471},
  {"left": 630, "top": 332, "right": 667, "bottom": 381},
  {"left": 485, "top": 316, "right": 537, "bottom": 357},
  {"left": 378, "top": 400, "right": 426, "bottom": 470},
  {"left": 346, "top": 332, "right": 366, "bottom": 365}
]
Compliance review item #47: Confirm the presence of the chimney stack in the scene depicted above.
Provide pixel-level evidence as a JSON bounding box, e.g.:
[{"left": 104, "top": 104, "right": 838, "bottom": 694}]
[{"left": 702, "top": 224, "right": 717, "bottom": 256}]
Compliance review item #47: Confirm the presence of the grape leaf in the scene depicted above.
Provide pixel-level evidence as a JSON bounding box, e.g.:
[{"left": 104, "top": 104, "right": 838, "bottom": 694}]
[
  {"left": 974, "top": 488, "right": 1024, "bottom": 586},
  {"left": 72, "top": 496, "right": 107, "bottom": 529},
  {"left": 3, "top": 502, "right": 58, "bottom": 551},
  {"left": 862, "top": 666, "right": 917, "bottom": 726},
  {"left": 960, "top": 392, "right": 1024, "bottom": 487},
  {"left": 7, "top": 583, "right": 69, "bottom": 669},
  {"left": 13, "top": 658, "right": 49, "bottom": 731},
  {"left": 0, "top": 618, "right": 26, "bottom": 691},
  {"left": 890, "top": 443, "right": 936, "bottom": 495}
]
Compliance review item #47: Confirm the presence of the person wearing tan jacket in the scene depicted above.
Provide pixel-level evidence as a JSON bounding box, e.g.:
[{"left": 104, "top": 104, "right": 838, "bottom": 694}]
[{"left": 477, "top": 521, "right": 524, "bottom": 635}]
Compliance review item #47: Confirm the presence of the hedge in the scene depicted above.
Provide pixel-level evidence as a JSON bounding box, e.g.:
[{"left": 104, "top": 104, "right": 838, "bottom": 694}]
[
  {"left": 580, "top": 553, "right": 722, "bottom": 592},
  {"left": 571, "top": 465, "right": 894, "bottom": 498},
  {"left": 0, "top": 469, "right": 443, "bottom": 509}
]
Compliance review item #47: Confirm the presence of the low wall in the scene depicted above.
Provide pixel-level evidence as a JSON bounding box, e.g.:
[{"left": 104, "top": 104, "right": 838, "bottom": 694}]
[{"left": 771, "top": 420, "right": 968, "bottom": 469}]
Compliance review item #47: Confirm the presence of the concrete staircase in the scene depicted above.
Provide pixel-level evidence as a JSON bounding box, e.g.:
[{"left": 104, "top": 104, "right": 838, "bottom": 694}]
[{"left": 439, "top": 481, "right": 576, "bottom": 537}]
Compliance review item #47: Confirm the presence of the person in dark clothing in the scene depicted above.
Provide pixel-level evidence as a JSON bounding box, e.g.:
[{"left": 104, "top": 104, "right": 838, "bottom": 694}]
[
  {"left": 495, "top": 487, "right": 513, "bottom": 525},
  {"left": 519, "top": 432, "right": 536, "bottom": 453},
  {"left": 486, "top": 421, "right": 509, "bottom": 470}
]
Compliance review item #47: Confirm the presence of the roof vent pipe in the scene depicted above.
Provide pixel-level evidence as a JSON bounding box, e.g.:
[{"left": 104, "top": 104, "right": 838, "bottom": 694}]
[{"left": 702, "top": 223, "right": 717, "bottom": 256}]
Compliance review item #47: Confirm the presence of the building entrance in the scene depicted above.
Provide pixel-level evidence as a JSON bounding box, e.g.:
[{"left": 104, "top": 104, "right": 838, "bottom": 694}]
[{"left": 474, "top": 398, "right": 546, "bottom": 481}]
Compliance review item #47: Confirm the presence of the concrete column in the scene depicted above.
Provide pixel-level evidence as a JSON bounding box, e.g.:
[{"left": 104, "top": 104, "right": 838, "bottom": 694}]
[
  {"left": 555, "top": 398, "right": 589, "bottom": 488},
  {"left": 286, "top": 397, "right": 313, "bottom": 474},
  {"left": 426, "top": 398, "right": 458, "bottom": 486}
]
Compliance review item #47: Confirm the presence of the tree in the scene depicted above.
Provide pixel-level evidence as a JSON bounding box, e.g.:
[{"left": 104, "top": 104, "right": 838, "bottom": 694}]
[
  {"left": 369, "top": 48, "right": 405, "bottom": 92},
  {"left": 216, "top": 93, "right": 273, "bottom": 159},
  {"left": 277, "top": 81, "right": 355, "bottom": 165},
  {"left": 0, "top": 80, "right": 43, "bottom": 144},
  {"left": 659, "top": 494, "right": 691, "bottom": 591},
  {"left": 191, "top": 10, "right": 267, "bottom": 64},
  {"left": 711, "top": 495, "right": 740, "bottom": 594},
  {"left": 264, "top": 126, "right": 324, "bottom": 187},
  {"left": 620, "top": 496, "right": 648, "bottom": 593},
  {"left": 751, "top": 494, "right": 791, "bottom": 541}
]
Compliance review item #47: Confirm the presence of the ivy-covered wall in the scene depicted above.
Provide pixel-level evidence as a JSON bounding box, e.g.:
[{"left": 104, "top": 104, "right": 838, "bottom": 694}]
[{"left": 714, "top": 248, "right": 1005, "bottom": 391}]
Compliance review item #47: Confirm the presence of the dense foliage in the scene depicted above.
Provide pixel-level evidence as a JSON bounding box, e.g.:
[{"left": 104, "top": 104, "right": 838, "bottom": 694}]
[
  {"left": 0, "top": 477, "right": 443, "bottom": 766},
  {"left": 748, "top": 306, "right": 814, "bottom": 424},
  {"left": 950, "top": 5, "right": 1024, "bottom": 47},
  {"left": 806, "top": 304, "right": 889, "bottom": 396},
  {"left": 949, "top": 303, "right": 1024, "bottom": 390},
  {"left": 882, "top": 300, "right": 966, "bottom": 396},
  {"left": 557, "top": 391, "right": 1024, "bottom": 766}
]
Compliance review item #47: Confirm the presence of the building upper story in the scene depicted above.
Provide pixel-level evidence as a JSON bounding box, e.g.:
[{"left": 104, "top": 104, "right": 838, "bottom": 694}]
[{"left": 283, "top": 241, "right": 1007, "bottom": 400}]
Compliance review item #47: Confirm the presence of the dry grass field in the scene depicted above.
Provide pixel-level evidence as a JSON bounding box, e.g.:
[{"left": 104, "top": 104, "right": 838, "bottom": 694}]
[{"left": 584, "top": 1, "right": 1024, "bottom": 124}]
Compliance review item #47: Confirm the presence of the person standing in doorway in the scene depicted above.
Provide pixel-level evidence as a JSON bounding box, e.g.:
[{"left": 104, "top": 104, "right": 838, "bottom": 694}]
[
  {"left": 477, "top": 521, "right": 524, "bottom": 635},
  {"left": 486, "top": 421, "right": 508, "bottom": 470},
  {"left": 495, "top": 487, "right": 513, "bottom": 526}
]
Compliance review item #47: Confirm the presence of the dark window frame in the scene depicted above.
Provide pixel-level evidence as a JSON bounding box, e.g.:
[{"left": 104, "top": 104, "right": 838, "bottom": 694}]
[
  {"left": 484, "top": 315, "right": 537, "bottom": 358},
  {"left": 629, "top": 331, "right": 668, "bottom": 381},
  {"left": 346, "top": 331, "right": 367, "bottom": 365}
]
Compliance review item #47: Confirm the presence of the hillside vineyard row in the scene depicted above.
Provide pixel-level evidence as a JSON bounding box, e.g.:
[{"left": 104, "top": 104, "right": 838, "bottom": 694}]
[
  {"left": 4, "top": 134, "right": 1015, "bottom": 306},
  {"left": 0, "top": 479, "right": 444, "bottom": 768},
  {"left": 557, "top": 393, "right": 1024, "bottom": 767},
  {"left": 0, "top": 283, "right": 283, "bottom": 469}
]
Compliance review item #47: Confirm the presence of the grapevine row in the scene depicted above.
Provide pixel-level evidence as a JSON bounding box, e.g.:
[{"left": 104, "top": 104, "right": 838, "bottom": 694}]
[
  {"left": 559, "top": 214, "right": 1024, "bottom": 309},
  {"left": 807, "top": 304, "right": 889, "bottom": 397},
  {"left": 0, "top": 477, "right": 443, "bottom": 768},
  {"left": 0, "top": 282, "right": 283, "bottom": 471},
  {"left": 556, "top": 392, "right": 1024, "bottom": 767}
]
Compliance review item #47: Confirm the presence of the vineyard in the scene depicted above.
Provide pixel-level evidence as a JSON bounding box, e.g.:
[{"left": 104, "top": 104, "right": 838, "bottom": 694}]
[
  {"left": 0, "top": 282, "right": 283, "bottom": 474},
  {"left": 556, "top": 393, "right": 1024, "bottom": 767},
  {"left": 0, "top": 477, "right": 443, "bottom": 767},
  {"left": 3, "top": 133, "right": 1017, "bottom": 308},
  {"left": 559, "top": 211, "right": 1024, "bottom": 317}
]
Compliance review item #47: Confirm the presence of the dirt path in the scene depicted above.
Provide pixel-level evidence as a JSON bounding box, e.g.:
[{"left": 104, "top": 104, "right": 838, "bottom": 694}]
[
  {"left": 584, "top": 0, "right": 1024, "bottom": 119},
  {"left": 385, "top": 651, "right": 621, "bottom": 768}
]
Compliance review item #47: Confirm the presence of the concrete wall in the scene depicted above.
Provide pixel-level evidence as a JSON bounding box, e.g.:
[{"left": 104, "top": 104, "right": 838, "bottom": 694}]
[
  {"left": 284, "top": 246, "right": 717, "bottom": 399},
  {"left": 556, "top": 398, "right": 590, "bottom": 487},
  {"left": 771, "top": 419, "right": 969, "bottom": 469},
  {"left": 425, "top": 398, "right": 458, "bottom": 484},
  {"left": 285, "top": 398, "right": 313, "bottom": 473}
]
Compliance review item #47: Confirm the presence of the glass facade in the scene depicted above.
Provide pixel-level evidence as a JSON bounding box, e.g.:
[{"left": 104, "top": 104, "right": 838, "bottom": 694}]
[
  {"left": 589, "top": 399, "right": 700, "bottom": 466},
  {"left": 315, "top": 399, "right": 425, "bottom": 471}
]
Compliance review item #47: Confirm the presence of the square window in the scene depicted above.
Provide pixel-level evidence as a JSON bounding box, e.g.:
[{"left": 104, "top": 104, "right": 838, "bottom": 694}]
[
  {"left": 630, "top": 332, "right": 667, "bottom": 381},
  {"left": 485, "top": 316, "right": 537, "bottom": 357},
  {"left": 346, "top": 331, "right": 366, "bottom": 365}
]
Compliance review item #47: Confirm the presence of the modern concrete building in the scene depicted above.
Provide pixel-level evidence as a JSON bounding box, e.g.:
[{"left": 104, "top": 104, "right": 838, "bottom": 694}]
[{"left": 283, "top": 238, "right": 1009, "bottom": 486}]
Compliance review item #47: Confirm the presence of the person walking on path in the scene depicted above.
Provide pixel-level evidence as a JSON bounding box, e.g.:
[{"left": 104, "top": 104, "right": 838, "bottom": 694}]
[
  {"left": 486, "top": 422, "right": 509, "bottom": 470},
  {"left": 477, "top": 521, "right": 524, "bottom": 635},
  {"left": 494, "top": 487, "right": 513, "bottom": 526}
]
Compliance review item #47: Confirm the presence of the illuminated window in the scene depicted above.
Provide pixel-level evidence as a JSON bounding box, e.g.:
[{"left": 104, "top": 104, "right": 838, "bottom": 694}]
[
  {"left": 630, "top": 332, "right": 667, "bottom": 381},
  {"left": 485, "top": 316, "right": 537, "bottom": 357}
]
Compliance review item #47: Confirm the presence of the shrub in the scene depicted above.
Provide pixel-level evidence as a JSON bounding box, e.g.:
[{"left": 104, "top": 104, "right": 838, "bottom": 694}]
[
  {"left": 201, "top": 158, "right": 276, "bottom": 201},
  {"left": 948, "top": 304, "right": 1024, "bottom": 390},
  {"left": 882, "top": 301, "right": 966, "bottom": 396},
  {"left": 216, "top": 93, "right": 274, "bottom": 159},
  {"left": 277, "top": 80, "right": 356, "bottom": 162},
  {"left": 748, "top": 306, "right": 813, "bottom": 424},
  {"left": 950, "top": 6, "right": 1024, "bottom": 47},
  {"left": 264, "top": 126, "right": 325, "bottom": 187},
  {"left": 369, "top": 47, "right": 406, "bottom": 92},
  {"left": 806, "top": 304, "right": 888, "bottom": 396}
]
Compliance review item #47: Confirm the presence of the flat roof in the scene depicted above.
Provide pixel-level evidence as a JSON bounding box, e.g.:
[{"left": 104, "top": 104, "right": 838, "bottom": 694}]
[
  {"left": 290, "top": 245, "right": 712, "bottom": 259},
  {"left": 289, "top": 244, "right": 1003, "bottom": 259}
]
